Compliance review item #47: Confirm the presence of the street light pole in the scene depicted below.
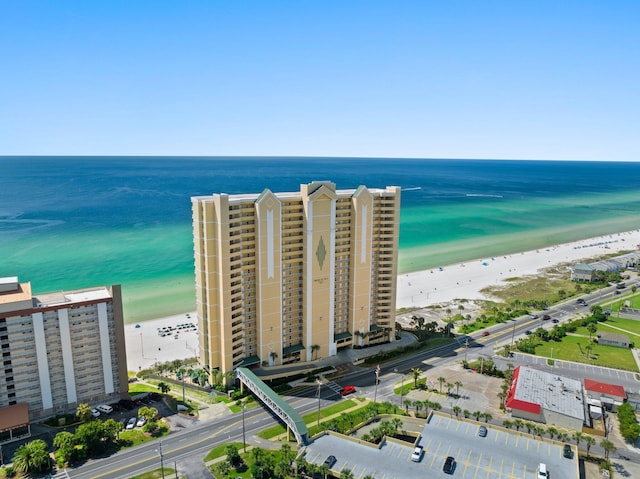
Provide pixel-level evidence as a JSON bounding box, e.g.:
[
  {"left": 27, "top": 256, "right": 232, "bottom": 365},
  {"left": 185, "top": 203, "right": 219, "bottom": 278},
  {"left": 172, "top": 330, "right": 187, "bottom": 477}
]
[
  {"left": 394, "top": 368, "right": 404, "bottom": 408},
  {"left": 242, "top": 399, "right": 246, "bottom": 453},
  {"left": 374, "top": 365, "right": 380, "bottom": 403},
  {"left": 156, "top": 441, "right": 165, "bottom": 479},
  {"left": 315, "top": 379, "right": 322, "bottom": 427}
]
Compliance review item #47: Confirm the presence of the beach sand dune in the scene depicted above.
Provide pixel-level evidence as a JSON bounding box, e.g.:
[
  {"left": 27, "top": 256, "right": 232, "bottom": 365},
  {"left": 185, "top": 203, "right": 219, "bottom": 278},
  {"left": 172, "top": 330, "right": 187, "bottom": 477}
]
[{"left": 125, "top": 230, "right": 640, "bottom": 373}]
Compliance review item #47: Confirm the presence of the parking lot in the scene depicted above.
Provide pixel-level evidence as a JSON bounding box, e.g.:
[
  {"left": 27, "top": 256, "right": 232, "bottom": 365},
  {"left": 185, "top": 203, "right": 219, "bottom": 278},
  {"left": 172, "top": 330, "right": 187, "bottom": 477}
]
[{"left": 305, "top": 413, "right": 578, "bottom": 478}]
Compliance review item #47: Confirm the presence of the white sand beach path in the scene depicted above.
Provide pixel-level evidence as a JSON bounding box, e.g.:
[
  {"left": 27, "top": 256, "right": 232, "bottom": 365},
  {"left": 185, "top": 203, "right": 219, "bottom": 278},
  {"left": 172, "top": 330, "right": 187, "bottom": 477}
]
[{"left": 124, "top": 230, "right": 640, "bottom": 373}]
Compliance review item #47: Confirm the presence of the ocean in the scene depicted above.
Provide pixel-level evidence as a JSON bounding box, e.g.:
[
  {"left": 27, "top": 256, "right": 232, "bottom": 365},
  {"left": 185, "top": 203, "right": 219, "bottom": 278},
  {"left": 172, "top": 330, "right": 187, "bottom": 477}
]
[{"left": 2, "top": 157, "right": 640, "bottom": 322}]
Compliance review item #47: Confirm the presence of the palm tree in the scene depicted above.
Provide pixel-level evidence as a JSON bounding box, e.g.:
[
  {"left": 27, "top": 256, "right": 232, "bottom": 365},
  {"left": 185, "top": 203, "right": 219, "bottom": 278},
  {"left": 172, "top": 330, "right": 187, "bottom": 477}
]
[
  {"left": 452, "top": 406, "right": 462, "bottom": 418},
  {"left": 157, "top": 381, "right": 171, "bottom": 393},
  {"left": 341, "top": 468, "right": 354, "bottom": 479},
  {"left": 403, "top": 399, "right": 412, "bottom": 412},
  {"left": 410, "top": 367, "right": 422, "bottom": 387},
  {"left": 584, "top": 435, "right": 596, "bottom": 456},
  {"left": 463, "top": 409, "right": 471, "bottom": 418},
  {"left": 269, "top": 351, "right": 278, "bottom": 366},
  {"left": 473, "top": 410, "right": 482, "bottom": 421},
  {"left": 12, "top": 439, "right": 50, "bottom": 474},
  {"left": 454, "top": 381, "right": 463, "bottom": 396},
  {"left": 524, "top": 422, "right": 535, "bottom": 434},
  {"left": 600, "top": 438, "right": 616, "bottom": 460},
  {"left": 502, "top": 419, "right": 513, "bottom": 429},
  {"left": 311, "top": 344, "right": 321, "bottom": 360},
  {"left": 584, "top": 343, "right": 592, "bottom": 360},
  {"left": 437, "top": 376, "right": 446, "bottom": 394},
  {"left": 76, "top": 403, "right": 93, "bottom": 423},
  {"left": 632, "top": 285, "right": 637, "bottom": 305},
  {"left": 572, "top": 431, "right": 584, "bottom": 447},
  {"left": 587, "top": 322, "right": 597, "bottom": 342},
  {"left": 446, "top": 382, "right": 454, "bottom": 396},
  {"left": 546, "top": 426, "right": 558, "bottom": 440},
  {"left": 513, "top": 419, "right": 524, "bottom": 431}
]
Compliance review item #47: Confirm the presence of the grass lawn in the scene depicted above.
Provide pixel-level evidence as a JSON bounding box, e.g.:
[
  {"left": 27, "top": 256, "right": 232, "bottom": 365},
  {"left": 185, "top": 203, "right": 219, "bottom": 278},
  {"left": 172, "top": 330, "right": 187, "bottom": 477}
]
[
  {"left": 535, "top": 335, "right": 638, "bottom": 371},
  {"left": 204, "top": 441, "right": 245, "bottom": 462},
  {"left": 257, "top": 399, "right": 363, "bottom": 439},
  {"left": 129, "top": 383, "right": 159, "bottom": 394},
  {"left": 119, "top": 428, "right": 169, "bottom": 447},
  {"left": 129, "top": 467, "right": 179, "bottom": 479}
]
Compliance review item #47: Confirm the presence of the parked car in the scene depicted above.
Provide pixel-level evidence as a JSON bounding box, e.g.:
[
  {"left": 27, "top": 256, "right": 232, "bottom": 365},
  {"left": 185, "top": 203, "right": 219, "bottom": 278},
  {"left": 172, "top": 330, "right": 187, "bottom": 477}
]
[
  {"left": 340, "top": 385, "right": 356, "bottom": 396},
  {"left": 136, "top": 416, "right": 147, "bottom": 427},
  {"left": 96, "top": 404, "right": 113, "bottom": 414},
  {"left": 478, "top": 426, "right": 487, "bottom": 437},
  {"left": 563, "top": 444, "right": 573, "bottom": 459},
  {"left": 537, "top": 462, "right": 548, "bottom": 479},
  {"left": 126, "top": 417, "right": 137, "bottom": 430},
  {"left": 91, "top": 409, "right": 100, "bottom": 418},
  {"left": 443, "top": 456, "right": 455, "bottom": 474},
  {"left": 323, "top": 455, "right": 337, "bottom": 468},
  {"left": 411, "top": 445, "right": 423, "bottom": 462}
]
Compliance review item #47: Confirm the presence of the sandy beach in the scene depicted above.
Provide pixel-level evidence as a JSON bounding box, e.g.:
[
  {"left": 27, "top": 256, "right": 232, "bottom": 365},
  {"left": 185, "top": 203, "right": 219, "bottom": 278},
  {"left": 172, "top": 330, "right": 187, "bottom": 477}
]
[{"left": 124, "top": 230, "right": 640, "bottom": 373}]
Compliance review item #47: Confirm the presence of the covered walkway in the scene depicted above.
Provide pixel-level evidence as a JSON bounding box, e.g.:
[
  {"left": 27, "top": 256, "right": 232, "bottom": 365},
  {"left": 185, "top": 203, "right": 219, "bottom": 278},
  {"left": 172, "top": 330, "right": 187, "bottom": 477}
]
[{"left": 235, "top": 367, "right": 308, "bottom": 445}]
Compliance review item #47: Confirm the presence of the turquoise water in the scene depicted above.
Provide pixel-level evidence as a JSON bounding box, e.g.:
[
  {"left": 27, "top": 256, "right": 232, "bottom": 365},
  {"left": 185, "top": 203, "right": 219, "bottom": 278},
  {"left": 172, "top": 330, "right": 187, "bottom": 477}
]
[{"left": 1, "top": 157, "right": 639, "bottom": 322}]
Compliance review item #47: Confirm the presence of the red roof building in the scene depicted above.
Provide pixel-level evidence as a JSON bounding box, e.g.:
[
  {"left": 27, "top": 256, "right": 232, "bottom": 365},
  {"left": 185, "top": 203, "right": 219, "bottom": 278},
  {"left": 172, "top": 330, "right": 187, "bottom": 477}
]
[
  {"left": 505, "top": 366, "right": 585, "bottom": 430},
  {"left": 584, "top": 379, "right": 626, "bottom": 402}
]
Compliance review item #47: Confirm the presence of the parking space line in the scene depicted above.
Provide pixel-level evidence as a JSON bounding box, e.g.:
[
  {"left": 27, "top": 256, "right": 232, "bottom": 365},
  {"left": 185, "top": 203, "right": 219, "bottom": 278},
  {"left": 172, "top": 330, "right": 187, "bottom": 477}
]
[
  {"left": 498, "top": 458, "right": 505, "bottom": 478},
  {"left": 473, "top": 453, "right": 482, "bottom": 479},
  {"left": 463, "top": 449, "right": 472, "bottom": 476},
  {"left": 430, "top": 443, "right": 441, "bottom": 468},
  {"left": 396, "top": 446, "right": 404, "bottom": 459},
  {"left": 486, "top": 455, "right": 494, "bottom": 478}
]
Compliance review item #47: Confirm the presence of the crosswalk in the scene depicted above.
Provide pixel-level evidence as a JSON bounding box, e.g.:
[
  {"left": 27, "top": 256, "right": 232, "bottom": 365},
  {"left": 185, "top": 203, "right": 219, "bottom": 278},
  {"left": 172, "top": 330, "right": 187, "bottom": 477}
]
[{"left": 50, "top": 469, "right": 69, "bottom": 479}]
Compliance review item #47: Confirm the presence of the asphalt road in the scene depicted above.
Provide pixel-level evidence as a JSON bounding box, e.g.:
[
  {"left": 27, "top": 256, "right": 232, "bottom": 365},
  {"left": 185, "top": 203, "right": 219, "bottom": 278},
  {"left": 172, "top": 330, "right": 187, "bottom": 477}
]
[{"left": 67, "top": 279, "right": 640, "bottom": 477}]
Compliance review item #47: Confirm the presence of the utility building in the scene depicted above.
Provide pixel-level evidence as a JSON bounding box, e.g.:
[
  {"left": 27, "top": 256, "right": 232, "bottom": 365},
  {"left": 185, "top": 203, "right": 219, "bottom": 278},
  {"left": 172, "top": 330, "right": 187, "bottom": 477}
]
[{"left": 192, "top": 181, "right": 401, "bottom": 375}]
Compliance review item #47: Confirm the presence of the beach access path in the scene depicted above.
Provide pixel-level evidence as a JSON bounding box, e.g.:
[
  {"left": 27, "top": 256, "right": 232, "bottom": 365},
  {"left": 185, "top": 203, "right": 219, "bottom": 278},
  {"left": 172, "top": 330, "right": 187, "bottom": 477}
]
[{"left": 124, "top": 230, "right": 640, "bottom": 373}]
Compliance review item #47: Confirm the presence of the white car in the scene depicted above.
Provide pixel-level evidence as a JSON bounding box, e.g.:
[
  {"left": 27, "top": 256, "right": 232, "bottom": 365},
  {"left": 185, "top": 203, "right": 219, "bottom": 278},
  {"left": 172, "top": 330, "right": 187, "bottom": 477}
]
[
  {"left": 411, "top": 445, "right": 423, "bottom": 462},
  {"left": 91, "top": 409, "right": 100, "bottom": 418},
  {"left": 126, "top": 417, "right": 137, "bottom": 430},
  {"left": 96, "top": 404, "right": 113, "bottom": 414},
  {"left": 136, "top": 416, "right": 147, "bottom": 427}
]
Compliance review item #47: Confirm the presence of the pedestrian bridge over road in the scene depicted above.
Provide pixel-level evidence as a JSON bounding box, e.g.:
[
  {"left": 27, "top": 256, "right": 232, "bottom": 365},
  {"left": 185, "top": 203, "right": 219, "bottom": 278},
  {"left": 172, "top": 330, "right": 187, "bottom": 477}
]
[{"left": 235, "top": 367, "right": 309, "bottom": 445}]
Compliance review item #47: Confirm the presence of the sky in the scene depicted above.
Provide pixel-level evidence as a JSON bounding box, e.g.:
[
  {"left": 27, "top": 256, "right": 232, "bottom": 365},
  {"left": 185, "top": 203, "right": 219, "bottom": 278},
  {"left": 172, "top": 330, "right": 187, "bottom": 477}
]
[{"left": 1, "top": 1, "right": 638, "bottom": 161}]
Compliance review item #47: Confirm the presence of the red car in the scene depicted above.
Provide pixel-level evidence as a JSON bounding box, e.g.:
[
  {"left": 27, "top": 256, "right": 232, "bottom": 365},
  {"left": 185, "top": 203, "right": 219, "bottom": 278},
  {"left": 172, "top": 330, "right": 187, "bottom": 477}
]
[
  {"left": 481, "top": 331, "right": 490, "bottom": 337},
  {"left": 340, "top": 385, "right": 356, "bottom": 396}
]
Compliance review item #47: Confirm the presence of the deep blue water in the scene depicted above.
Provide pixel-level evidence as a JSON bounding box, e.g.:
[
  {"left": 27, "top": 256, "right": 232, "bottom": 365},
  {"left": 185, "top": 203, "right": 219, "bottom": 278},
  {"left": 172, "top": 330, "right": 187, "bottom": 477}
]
[{"left": 1, "top": 156, "right": 639, "bottom": 320}]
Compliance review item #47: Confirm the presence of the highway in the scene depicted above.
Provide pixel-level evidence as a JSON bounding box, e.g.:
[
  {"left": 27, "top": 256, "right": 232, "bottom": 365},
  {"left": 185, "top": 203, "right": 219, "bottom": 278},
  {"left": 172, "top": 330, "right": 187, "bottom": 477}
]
[{"left": 68, "top": 279, "right": 640, "bottom": 477}]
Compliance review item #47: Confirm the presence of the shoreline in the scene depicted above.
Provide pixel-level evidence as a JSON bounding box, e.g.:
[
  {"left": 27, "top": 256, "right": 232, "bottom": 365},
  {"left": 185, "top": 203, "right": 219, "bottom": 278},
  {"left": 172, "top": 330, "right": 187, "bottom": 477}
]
[{"left": 124, "top": 229, "right": 640, "bottom": 372}]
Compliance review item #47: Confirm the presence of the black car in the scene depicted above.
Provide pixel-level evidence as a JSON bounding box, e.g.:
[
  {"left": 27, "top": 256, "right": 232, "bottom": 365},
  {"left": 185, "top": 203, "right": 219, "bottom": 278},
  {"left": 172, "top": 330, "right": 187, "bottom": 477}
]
[
  {"left": 323, "top": 455, "right": 337, "bottom": 469},
  {"left": 443, "top": 456, "right": 455, "bottom": 474},
  {"left": 525, "top": 330, "right": 532, "bottom": 335},
  {"left": 563, "top": 444, "right": 573, "bottom": 459}
]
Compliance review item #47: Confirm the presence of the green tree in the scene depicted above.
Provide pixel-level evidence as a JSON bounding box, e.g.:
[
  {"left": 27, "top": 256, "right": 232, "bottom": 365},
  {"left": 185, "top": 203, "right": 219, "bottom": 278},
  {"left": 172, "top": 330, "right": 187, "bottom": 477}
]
[
  {"left": 53, "top": 431, "right": 76, "bottom": 467},
  {"left": 502, "top": 420, "right": 513, "bottom": 429},
  {"left": 341, "top": 468, "right": 354, "bottom": 479},
  {"left": 157, "top": 381, "right": 171, "bottom": 393},
  {"left": 138, "top": 406, "right": 158, "bottom": 421},
  {"left": 454, "top": 381, "right": 463, "bottom": 396},
  {"left": 587, "top": 322, "right": 597, "bottom": 342},
  {"left": 452, "top": 406, "right": 462, "bottom": 417},
  {"left": 482, "top": 412, "right": 492, "bottom": 423},
  {"left": 12, "top": 439, "right": 50, "bottom": 474},
  {"left": 600, "top": 438, "right": 616, "bottom": 460},
  {"left": 410, "top": 367, "right": 422, "bottom": 387},
  {"left": 584, "top": 435, "right": 596, "bottom": 456},
  {"left": 76, "top": 402, "right": 93, "bottom": 423},
  {"left": 572, "top": 431, "right": 584, "bottom": 447},
  {"left": 311, "top": 344, "right": 321, "bottom": 360},
  {"left": 437, "top": 376, "right": 446, "bottom": 393},
  {"left": 225, "top": 443, "right": 240, "bottom": 467}
]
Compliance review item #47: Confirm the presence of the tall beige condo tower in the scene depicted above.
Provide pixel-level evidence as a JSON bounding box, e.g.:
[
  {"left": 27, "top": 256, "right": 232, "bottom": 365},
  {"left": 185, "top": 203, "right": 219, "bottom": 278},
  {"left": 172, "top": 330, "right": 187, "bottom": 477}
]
[{"left": 192, "top": 181, "right": 401, "bottom": 375}]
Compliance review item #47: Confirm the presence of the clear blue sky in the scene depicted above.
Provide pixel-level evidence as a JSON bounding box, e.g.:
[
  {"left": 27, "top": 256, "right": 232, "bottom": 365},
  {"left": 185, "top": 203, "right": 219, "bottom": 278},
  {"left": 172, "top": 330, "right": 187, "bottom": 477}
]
[{"left": 1, "top": 1, "right": 638, "bottom": 160}]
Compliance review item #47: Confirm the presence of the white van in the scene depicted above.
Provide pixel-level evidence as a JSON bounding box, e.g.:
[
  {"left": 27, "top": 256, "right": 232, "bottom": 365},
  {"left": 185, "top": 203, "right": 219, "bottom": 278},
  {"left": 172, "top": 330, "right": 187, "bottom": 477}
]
[
  {"left": 537, "top": 463, "right": 548, "bottom": 479},
  {"left": 96, "top": 404, "right": 113, "bottom": 414}
]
